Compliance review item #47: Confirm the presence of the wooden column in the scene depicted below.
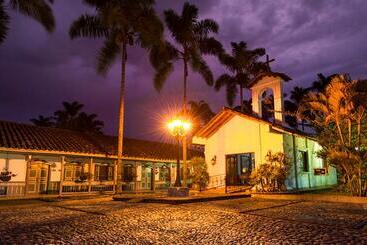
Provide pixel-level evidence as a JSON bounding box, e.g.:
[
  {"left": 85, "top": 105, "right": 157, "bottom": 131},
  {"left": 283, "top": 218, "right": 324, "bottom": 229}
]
[
  {"left": 24, "top": 155, "right": 32, "bottom": 196},
  {"left": 113, "top": 159, "right": 118, "bottom": 194},
  {"left": 88, "top": 158, "right": 93, "bottom": 193},
  {"left": 59, "top": 156, "right": 65, "bottom": 196},
  {"left": 151, "top": 163, "right": 156, "bottom": 192}
]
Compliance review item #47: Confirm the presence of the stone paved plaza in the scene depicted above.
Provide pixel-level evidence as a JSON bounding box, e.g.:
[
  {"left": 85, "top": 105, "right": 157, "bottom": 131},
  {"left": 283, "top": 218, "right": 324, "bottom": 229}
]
[{"left": 0, "top": 197, "right": 366, "bottom": 244}]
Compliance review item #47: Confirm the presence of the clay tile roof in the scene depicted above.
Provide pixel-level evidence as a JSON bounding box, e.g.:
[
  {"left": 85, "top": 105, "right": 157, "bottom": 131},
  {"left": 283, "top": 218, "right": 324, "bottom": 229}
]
[
  {"left": 248, "top": 71, "right": 292, "bottom": 87},
  {"left": 0, "top": 120, "right": 203, "bottom": 161}
]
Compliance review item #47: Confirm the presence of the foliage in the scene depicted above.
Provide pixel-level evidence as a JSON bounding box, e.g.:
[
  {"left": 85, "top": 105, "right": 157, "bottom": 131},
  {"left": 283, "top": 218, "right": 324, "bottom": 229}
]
[
  {"left": 69, "top": 1, "right": 166, "bottom": 191},
  {"left": 250, "top": 151, "right": 291, "bottom": 192},
  {"left": 0, "top": 168, "right": 16, "bottom": 182},
  {"left": 155, "top": 2, "right": 223, "bottom": 108},
  {"left": 215, "top": 41, "right": 266, "bottom": 109},
  {"left": 0, "top": 0, "right": 55, "bottom": 43},
  {"left": 30, "top": 101, "right": 104, "bottom": 134},
  {"left": 188, "top": 100, "right": 215, "bottom": 132},
  {"left": 188, "top": 157, "right": 209, "bottom": 191},
  {"left": 298, "top": 74, "right": 367, "bottom": 196}
]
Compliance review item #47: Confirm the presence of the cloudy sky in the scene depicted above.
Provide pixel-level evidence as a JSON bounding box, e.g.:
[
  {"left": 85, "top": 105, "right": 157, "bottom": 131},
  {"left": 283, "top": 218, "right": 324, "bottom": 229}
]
[{"left": 0, "top": 0, "right": 366, "bottom": 140}]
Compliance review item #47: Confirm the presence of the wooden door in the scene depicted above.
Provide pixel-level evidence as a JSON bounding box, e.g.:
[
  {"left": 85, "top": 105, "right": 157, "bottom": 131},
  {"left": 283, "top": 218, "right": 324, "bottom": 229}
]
[
  {"left": 226, "top": 155, "right": 238, "bottom": 186},
  {"left": 27, "top": 163, "right": 49, "bottom": 194}
]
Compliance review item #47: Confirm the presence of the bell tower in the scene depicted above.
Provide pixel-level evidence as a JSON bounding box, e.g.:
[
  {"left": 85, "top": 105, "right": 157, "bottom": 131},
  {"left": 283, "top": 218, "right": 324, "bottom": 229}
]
[{"left": 250, "top": 73, "right": 290, "bottom": 123}]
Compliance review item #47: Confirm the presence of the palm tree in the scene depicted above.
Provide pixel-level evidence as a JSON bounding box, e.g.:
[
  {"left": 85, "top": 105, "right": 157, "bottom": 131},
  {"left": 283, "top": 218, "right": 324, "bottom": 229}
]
[
  {"left": 0, "top": 0, "right": 55, "bottom": 43},
  {"left": 215, "top": 41, "right": 266, "bottom": 110},
  {"left": 155, "top": 2, "right": 223, "bottom": 107},
  {"left": 30, "top": 115, "right": 54, "bottom": 127},
  {"left": 188, "top": 100, "right": 215, "bottom": 128},
  {"left": 69, "top": 0, "right": 165, "bottom": 192},
  {"left": 54, "top": 101, "right": 84, "bottom": 128},
  {"left": 75, "top": 112, "right": 104, "bottom": 134},
  {"left": 154, "top": 2, "right": 222, "bottom": 186}
]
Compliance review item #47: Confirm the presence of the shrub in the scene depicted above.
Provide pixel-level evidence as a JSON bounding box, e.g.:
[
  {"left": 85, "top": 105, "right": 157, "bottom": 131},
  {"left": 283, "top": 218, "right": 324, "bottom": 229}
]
[
  {"left": 250, "top": 151, "right": 290, "bottom": 192},
  {"left": 189, "top": 157, "right": 209, "bottom": 191}
]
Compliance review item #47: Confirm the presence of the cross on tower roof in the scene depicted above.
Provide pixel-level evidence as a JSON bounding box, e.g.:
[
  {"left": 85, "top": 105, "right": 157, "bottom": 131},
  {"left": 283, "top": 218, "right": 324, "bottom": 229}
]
[{"left": 265, "top": 55, "right": 275, "bottom": 71}]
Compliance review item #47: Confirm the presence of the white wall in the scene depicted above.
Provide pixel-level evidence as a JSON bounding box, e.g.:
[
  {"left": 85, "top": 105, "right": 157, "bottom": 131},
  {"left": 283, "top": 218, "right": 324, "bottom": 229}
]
[
  {"left": 193, "top": 115, "right": 284, "bottom": 181},
  {"left": 0, "top": 153, "right": 27, "bottom": 182}
]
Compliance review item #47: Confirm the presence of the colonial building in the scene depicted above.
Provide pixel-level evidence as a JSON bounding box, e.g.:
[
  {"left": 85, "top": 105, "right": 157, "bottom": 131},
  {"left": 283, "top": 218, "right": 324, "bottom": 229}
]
[
  {"left": 0, "top": 120, "right": 202, "bottom": 197},
  {"left": 193, "top": 72, "right": 337, "bottom": 191}
]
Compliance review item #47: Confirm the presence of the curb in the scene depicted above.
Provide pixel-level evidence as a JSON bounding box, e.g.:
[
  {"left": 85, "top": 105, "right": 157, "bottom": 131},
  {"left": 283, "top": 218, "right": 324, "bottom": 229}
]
[
  {"left": 113, "top": 193, "right": 251, "bottom": 204},
  {"left": 252, "top": 193, "right": 367, "bottom": 204}
]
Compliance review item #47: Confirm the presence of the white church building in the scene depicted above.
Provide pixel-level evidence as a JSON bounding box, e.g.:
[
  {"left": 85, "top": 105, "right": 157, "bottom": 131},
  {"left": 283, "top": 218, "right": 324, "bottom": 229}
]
[{"left": 192, "top": 72, "right": 337, "bottom": 191}]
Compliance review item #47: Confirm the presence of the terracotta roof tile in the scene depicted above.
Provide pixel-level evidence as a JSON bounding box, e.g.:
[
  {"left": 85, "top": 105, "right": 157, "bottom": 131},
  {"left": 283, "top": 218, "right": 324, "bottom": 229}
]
[{"left": 0, "top": 120, "right": 203, "bottom": 161}]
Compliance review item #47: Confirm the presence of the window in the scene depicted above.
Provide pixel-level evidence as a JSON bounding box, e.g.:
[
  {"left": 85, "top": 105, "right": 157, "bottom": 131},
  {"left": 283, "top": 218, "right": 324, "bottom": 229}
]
[
  {"left": 95, "top": 164, "right": 114, "bottom": 181},
  {"left": 299, "top": 151, "right": 309, "bottom": 172},
  {"left": 123, "top": 165, "right": 134, "bottom": 182},
  {"left": 64, "top": 164, "right": 83, "bottom": 181}
]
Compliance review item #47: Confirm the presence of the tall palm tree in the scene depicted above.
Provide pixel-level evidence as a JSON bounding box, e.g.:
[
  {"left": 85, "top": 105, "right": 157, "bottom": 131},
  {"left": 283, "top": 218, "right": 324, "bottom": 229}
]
[
  {"left": 154, "top": 2, "right": 222, "bottom": 186},
  {"left": 155, "top": 2, "right": 223, "bottom": 107},
  {"left": 69, "top": 0, "right": 165, "bottom": 192},
  {"left": 215, "top": 41, "right": 266, "bottom": 110},
  {"left": 0, "top": 0, "right": 55, "bottom": 43}
]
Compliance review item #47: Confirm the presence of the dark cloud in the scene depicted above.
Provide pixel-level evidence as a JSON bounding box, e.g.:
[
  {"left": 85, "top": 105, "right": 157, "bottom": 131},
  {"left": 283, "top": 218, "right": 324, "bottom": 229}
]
[{"left": 0, "top": 0, "right": 366, "bottom": 140}]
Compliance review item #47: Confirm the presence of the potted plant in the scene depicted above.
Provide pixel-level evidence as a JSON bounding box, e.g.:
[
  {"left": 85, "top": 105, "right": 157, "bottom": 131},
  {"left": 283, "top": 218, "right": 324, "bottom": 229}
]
[
  {"left": 0, "top": 168, "right": 16, "bottom": 182},
  {"left": 74, "top": 172, "right": 91, "bottom": 183}
]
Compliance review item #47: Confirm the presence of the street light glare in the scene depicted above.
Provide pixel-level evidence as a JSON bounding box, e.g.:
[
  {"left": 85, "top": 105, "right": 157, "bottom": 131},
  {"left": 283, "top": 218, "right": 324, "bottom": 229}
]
[{"left": 167, "top": 118, "right": 192, "bottom": 136}]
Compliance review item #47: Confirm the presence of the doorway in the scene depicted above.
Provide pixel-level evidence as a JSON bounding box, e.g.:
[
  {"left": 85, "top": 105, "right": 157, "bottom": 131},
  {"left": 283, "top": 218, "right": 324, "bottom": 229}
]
[
  {"left": 27, "top": 162, "right": 50, "bottom": 194},
  {"left": 226, "top": 153, "right": 255, "bottom": 186}
]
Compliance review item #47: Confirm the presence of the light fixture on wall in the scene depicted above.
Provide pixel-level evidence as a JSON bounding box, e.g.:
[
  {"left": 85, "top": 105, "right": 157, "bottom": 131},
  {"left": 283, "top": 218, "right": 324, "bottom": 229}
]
[{"left": 211, "top": 155, "right": 217, "bottom": 165}]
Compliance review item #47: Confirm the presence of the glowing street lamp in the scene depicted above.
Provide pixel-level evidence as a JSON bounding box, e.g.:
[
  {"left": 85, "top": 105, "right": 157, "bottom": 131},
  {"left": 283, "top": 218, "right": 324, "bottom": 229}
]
[{"left": 167, "top": 118, "right": 191, "bottom": 187}]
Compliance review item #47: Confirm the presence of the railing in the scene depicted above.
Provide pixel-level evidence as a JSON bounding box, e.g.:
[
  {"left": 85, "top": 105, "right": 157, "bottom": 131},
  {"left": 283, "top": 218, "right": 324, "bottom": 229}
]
[
  {"left": 208, "top": 175, "right": 226, "bottom": 189},
  {"left": 0, "top": 182, "right": 25, "bottom": 196},
  {"left": 91, "top": 185, "right": 114, "bottom": 192},
  {"left": 62, "top": 185, "right": 89, "bottom": 193}
]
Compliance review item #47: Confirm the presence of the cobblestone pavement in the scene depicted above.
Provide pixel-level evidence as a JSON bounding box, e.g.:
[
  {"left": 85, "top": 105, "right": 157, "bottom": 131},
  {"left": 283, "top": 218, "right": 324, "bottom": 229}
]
[{"left": 0, "top": 197, "right": 366, "bottom": 244}]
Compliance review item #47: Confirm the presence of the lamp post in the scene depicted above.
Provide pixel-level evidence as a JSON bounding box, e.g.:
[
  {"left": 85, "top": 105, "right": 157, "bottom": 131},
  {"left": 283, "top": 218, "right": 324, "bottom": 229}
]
[{"left": 167, "top": 118, "right": 191, "bottom": 187}]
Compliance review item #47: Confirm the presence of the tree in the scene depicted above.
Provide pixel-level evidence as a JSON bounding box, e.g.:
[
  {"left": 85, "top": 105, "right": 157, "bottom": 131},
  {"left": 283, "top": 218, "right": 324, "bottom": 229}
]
[
  {"left": 188, "top": 100, "right": 215, "bottom": 128},
  {"left": 0, "top": 0, "right": 55, "bottom": 43},
  {"left": 30, "top": 115, "right": 54, "bottom": 127},
  {"left": 69, "top": 0, "right": 166, "bottom": 192},
  {"left": 156, "top": 2, "right": 223, "bottom": 108},
  {"left": 30, "top": 101, "right": 104, "bottom": 134},
  {"left": 299, "top": 74, "right": 367, "bottom": 196},
  {"left": 215, "top": 41, "right": 266, "bottom": 109},
  {"left": 155, "top": 1, "right": 222, "bottom": 186},
  {"left": 250, "top": 151, "right": 290, "bottom": 192},
  {"left": 188, "top": 157, "right": 209, "bottom": 191}
]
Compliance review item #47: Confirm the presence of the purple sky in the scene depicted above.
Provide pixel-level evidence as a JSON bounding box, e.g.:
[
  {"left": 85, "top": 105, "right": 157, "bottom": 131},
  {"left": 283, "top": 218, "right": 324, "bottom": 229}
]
[{"left": 0, "top": 0, "right": 366, "bottom": 140}]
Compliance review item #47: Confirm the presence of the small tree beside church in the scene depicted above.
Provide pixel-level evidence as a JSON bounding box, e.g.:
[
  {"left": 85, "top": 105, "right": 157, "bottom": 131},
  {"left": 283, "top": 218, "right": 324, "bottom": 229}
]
[
  {"left": 250, "top": 151, "right": 291, "bottom": 192},
  {"left": 189, "top": 157, "right": 209, "bottom": 191}
]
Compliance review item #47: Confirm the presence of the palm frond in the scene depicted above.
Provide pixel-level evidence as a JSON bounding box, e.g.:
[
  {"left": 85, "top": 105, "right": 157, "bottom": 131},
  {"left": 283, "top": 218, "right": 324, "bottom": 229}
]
[
  {"left": 10, "top": 0, "right": 55, "bottom": 32},
  {"left": 97, "top": 33, "right": 120, "bottom": 75},
  {"left": 195, "top": 19, "right": 218, "bottom": 36},
  {"left": 182, "top": 2, "right": 198, "bottom": 24},
  {"left": 214, "top": 74, "right": 232, "bottom": 91},
  {"left": 190, "top": 50, "right": 213, "bottom": 86},
  {"left": 226, "top": 81, "right": 238, "bottom": 107},
  {"left": 0, "top": 0, "right": 9, "bottom": 43},
  {"left": 199, "top": 37, "right": 223, "bottom": 56},
  {"left": 69, "top": 14, "right": 108, "bottom": 39},
  {"left": 153, "top": 62, "right": 173, "bottom": 92}
]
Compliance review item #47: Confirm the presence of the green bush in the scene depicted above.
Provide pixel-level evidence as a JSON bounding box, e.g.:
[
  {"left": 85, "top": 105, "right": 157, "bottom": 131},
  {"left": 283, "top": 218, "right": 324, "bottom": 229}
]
[
  {"left": 250, "top": 151, "right": 291, "bottom": 192},
  {"left": 189, "top": 157, "right": 209, "bottom": 191}
]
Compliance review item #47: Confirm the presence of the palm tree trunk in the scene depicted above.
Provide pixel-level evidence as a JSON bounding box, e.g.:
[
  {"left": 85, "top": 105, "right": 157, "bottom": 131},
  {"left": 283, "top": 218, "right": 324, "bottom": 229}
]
[
  {"left": 182, "top": 58, "right": 188, "bottom": 187},
  {"left": 116, "top": 42, "right": 127, "bottom": 193},
  {"left": 239, "top": 83, "right": 244, "bottom": 111}
]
